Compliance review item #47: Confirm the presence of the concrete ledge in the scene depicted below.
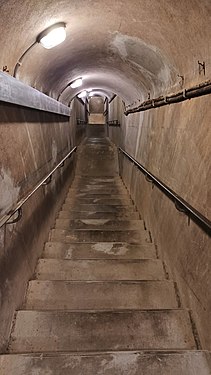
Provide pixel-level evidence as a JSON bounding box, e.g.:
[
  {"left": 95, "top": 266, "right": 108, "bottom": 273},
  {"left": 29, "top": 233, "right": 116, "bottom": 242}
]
[{"left": 0, "top": 72, "right": 70, "bottom": 116}]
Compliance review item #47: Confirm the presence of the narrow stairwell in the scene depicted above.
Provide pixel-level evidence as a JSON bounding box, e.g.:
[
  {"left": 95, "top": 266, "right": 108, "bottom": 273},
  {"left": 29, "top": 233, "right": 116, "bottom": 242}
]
[{"left": 1, "top": 132, "right": 211, "bottom": 374}]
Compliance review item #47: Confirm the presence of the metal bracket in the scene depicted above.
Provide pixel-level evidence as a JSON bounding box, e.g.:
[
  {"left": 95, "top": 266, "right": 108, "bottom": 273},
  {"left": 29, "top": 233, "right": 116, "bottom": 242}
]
[
  {"left": 6, "top": 207, "right": 22, "bottom": 225},
  {"left": 3, "top": 65, "right": 9, "bottom": 73},
  {"left": 145, "top": 175, "right": 154, "bottom": 189},
  {"left": 145, "top": 175, "right": 153, "bottom": 183},
  {"left": 198, "top": 61, "right": 205, "bottom": 75},
  {"left": 174, "top": 201, "right": 187, "bottom": 214},
  {"left": 42, "top": 175, "right": 52, "bottom": 185}
]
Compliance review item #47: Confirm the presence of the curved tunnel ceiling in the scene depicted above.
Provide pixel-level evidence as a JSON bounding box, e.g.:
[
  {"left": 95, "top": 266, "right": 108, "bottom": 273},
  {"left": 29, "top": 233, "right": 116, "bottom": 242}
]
[{"left": 0, "top": 0, "right": 210, "bottom": 105}]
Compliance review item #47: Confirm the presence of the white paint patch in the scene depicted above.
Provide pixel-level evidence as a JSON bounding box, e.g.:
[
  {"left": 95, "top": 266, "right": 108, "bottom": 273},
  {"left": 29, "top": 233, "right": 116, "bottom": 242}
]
[
  {"left": 92, "top": 242, "right": 129, "bottom": 255},
  {"left": 92, "top": 242, "right": 114, "bottom": 253},
  {"left": 81, "top": 219, "right": 109, "bottom": 226},
  {"left": 0, "top": 168, "right": 20, "bottom": 215}
]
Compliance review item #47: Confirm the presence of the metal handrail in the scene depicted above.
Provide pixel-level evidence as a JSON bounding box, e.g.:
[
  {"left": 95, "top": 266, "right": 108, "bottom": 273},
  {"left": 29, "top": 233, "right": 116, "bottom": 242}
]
[
  {"left": 119, "top": 147, "right": 211, "bottom": 236},
  {"left": 0, "top": 146, "right": 77, "bottom": 228}
]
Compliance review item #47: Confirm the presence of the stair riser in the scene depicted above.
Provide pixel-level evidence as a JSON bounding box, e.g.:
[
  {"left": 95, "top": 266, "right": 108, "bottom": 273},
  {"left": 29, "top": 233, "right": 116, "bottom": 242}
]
[
  {"left": 58, "top": 211, "right": 140, "bottom": 220},
  {"left": 62, "top": 205, "right": 136, "bottom": 212},
  {"left": 67, "top": 194, "right": 129, "bottom": 199},
  {"left": 54, "top": 219, "right": 144, "bottom": 231},
  {"left": 49, "top": 229, "right": 150, "bottom": 244},
  {"left": 65, "top": 199, "right": 131, "bottom": 205},
  {"left": 69, "top": 189, "right": 127, "bottom": 194},
  {"left": 35, "top": 259, "right": 165, "bottom": 281}
]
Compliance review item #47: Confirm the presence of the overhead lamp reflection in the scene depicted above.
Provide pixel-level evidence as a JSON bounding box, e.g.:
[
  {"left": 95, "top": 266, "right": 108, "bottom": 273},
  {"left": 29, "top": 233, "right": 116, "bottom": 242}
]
[
  {"left": 37, "top": 22, "right": 66, "bottom": 49},
  {"left": 78, "top": 90, "right": 88, "bottom": 98},
  {"left": 70, "top": 78, "right": 83, "bottom": 89}
]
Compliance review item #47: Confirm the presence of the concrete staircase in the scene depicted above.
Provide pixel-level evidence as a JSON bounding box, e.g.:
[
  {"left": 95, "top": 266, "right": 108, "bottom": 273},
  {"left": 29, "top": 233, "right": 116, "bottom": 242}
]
[{"left": 1, "top": 135, "right": 210, "bottom": 374}]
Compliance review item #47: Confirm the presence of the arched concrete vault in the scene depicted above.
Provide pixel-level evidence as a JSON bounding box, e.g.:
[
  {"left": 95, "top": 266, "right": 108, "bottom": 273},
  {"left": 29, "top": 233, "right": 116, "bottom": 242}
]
[
  {"left": 0, "top": 0, "right": 210, "bottom": 105},
  {"left": 0, "top": 0, "right": 211, "bottom": 360}
]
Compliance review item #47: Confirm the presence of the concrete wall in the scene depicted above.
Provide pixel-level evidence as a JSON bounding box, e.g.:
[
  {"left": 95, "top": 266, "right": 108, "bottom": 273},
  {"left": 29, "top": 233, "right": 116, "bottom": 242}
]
[
  {"left": 89, "top": 97, "right": 104, "bottom": 113},
  {"left": 109, "top": 95, "right": 211, "bottom": 350},
  {"left": 0, "top": 99, "right": 85, "bottom": 352}
]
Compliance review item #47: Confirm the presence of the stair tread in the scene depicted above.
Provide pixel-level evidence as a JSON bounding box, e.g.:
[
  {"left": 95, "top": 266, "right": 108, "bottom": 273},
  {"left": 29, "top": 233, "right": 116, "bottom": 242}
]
[
  {"left": 64, "top": 198, "right": 132, "bottom": 205},
  {"left": 43, "top": 242, "right": 156, "bottom": 259},
  {"left": 35, "top": 258, "right": 165, "bottom": 281},
  {"left": 62, "top": 204, "right": 136, "bottom": 212},
  {"left": 1, "top": 351, "right": 211, "bottom": 375},
  {"left": 67, "top": 194, "right": 129, "bottom": 199},
  {"left": 69, "top": 189, "right": 127, "bottom": 194},
  {"left": 54, "top": 219, "right": 144, "bottom": 231},
  {"left": 8, "top": 310, "right": 196, "bottom": 353},
  {"left": 49, "top": 228, "right": 150, "bottom": 244},
  {"left": 59, "top": 211, "right": 140, "bottom": 219},
  {"left": 25, "top": 280, "right": 178, "bottom": 310}
]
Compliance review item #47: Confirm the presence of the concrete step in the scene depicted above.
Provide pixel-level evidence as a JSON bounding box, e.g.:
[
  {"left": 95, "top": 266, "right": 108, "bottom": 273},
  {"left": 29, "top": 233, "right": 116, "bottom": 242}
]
[
  {"left": 35, "top": 259, "right": 165, "bottom": 281},
  {"left": 73, "top": 176, "right": 122, "bottom": 184},
  {"left": 65, "top": 198, "right": 132, "bottom": 205},
  {"left": 69, "top": 188, "right": 127, "bottom": 194},
  {"left": 55, "top": 219, "right": 145, "bottom": 231},
  {"left": 73, "top": 176, "right": 121, "bottom": 181},
  {"left": 71, "top": 180, "right": 124, "bottom": 189},
  {"left": 8, "top": 310, "right": 196, "bottom": 353},
  {"left": 1, "top": 351, "right": 211, "bottom": 375},
  {"left": 25, "top": 280, "right": 178, "bottom": 310},
  {"left": 71, "top": 184, "right": 126, "bottom": 192},
  {"left": 58, "top": 211, "right": 140, "bottom": 220},
  {"left": 43, "top": 242, "right": 157, "bottom": 259},
  {"left": 73, "top": 179, "right": 120, "bottom": 183},
  {"left": 62, "top": 204, "right": 135, "bottom": 212},
  {"left": 67, "top": 193, "right": 129, "bottom": 199},
  {"left": 49, "top": 228, "right": 150, "bottom": 244}
]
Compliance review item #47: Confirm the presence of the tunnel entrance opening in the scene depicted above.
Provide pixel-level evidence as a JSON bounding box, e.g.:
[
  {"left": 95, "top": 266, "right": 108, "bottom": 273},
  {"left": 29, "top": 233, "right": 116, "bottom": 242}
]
[{"left": 88, "top": 96, "right": 105, "bottom": 125}]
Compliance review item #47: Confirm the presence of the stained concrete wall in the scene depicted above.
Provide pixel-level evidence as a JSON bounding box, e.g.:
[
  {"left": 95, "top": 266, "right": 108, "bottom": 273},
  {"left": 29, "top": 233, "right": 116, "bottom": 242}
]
[
  {"left": 109, "top": 95, "right": 211, "bottom": 350},
  {"left": 0, "top": 99, "right": 85, "bottom": 352}
]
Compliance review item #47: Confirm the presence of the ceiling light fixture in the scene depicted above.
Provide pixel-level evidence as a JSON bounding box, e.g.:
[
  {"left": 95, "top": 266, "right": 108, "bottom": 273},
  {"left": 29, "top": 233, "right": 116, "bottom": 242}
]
[
  {"left": 70, "top": 78, "right": 83, "bottom": 89},
  {"left": 13, "top": 22, "right": 67, "bottom": 77},
  {"left": 78, "top": 90, "right": 88, "bottom": 99},
  {"left": 37, "top": 22, "right": 67, "bottom": 49}
]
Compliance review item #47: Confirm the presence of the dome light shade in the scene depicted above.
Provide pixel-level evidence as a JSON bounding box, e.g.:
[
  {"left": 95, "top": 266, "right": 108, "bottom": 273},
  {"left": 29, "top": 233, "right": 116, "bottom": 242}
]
[
  {"left": 78, "top": 90, "right": 87, "bottom": 98},
  {"left": 70, "top": 78, "right": 83, "bottom": 89},
  {"left": 37, "top": 22, "right": 66, "bottom": 49}
]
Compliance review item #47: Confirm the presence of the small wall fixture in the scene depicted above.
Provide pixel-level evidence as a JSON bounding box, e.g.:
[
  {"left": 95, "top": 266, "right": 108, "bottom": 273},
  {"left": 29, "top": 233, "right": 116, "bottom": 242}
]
[
  {"left": 13, "top": 22, "right": 67, "bottom": 77},
  {"left": 37, "top": 22, "right": 66, "bottom": 49}
]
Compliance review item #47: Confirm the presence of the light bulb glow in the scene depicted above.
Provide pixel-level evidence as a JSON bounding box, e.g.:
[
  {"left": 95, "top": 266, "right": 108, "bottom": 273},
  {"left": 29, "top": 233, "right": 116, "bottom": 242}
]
[
  {"left": 78, "top": 90, "right": 87, "bottom": 98},
  {"left": 38, "top": 23, "right": 66, "bottom": 49},
  {"left": 70, "top": 78, "right": 83, "bottom": 89}
]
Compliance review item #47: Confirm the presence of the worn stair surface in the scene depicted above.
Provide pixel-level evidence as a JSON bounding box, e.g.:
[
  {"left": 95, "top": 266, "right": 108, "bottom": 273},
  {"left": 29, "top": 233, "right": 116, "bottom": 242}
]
[{"left": 1, "top": 133, "right": 210, "bottom": 374}]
